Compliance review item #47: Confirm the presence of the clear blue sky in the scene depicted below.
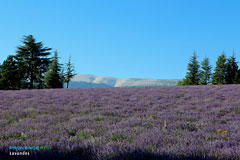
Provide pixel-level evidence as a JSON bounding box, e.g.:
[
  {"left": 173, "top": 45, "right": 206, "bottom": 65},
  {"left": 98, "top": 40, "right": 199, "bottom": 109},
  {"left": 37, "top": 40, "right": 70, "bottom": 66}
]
[{"left": 1, "top": 0, "right": 240, "bottom": 79}]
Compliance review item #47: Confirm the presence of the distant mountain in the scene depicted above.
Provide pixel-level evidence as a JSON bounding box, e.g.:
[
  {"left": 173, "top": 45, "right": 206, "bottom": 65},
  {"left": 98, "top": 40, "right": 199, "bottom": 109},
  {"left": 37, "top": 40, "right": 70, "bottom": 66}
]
[
  {"left": 67, "top": 81, "right": 113, "bottom": 88},
  {"left": 67, "top": 74, "right": 179, "bottom": 88}
]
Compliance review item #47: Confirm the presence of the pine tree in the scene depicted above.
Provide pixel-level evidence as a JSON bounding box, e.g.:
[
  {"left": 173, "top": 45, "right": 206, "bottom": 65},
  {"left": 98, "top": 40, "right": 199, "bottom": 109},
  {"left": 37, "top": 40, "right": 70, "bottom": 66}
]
[
  {"left": 0, "top": 55, "right": 21, "bottom": 89},
  {"left": 44, "top": 51, "right": 63, "bottom": 88},
  {"left": 225, "top": 52, "right": 238, "bottom": 84},
  {"left": 0, "top": 63, "right": 2, "bottom": 89},
  {"left": 177, "top": 78, "right": 192, "bottom": 86},
  {"left": 237, "top": 70, "right": 240, "bottom": 84},
  {"left": 212, "top": 52, "right": 227, "bottom": 84},
  {"left": 16, "top": 35, "right": 51, "bottom": 89},
  {"left": 199, "top": 57, "right": 212, "bottom": 85},
  {"left": 183, "top": 51, "right": 200, "bottom": 85},
  {"left": 177, "top": 80, "right": 183, "bottom": 86},
  {"left": 64, "top": 56, "right": 76, "bottom": 88}
]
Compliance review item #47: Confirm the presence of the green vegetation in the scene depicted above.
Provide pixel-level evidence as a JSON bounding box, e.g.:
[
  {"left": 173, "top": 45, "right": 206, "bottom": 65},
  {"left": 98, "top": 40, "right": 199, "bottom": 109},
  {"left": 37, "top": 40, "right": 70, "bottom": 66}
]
[
  {"left": 175, "top": 93, "right": 184, "bottom": 98},
  {"left": 0, "top": 35, "right": 76, "bottom": 90},
  {"left": 199, "top": 57, "right": 212, "bottom": 85},
  {"left": 94, "top": 117, "right": 104, "bottom": 122},
  {"left": 179, "top": 50, "right": 240, "bottom": 85},
  {"left": 2, "top": 132, "right": 27, "bottom": 141},
  {"left": 44, "top": 51, "right": 64, "bottom": 88},
  {"left": 78, "top": 131, "right": 93, "bottom": 139},
  {"left": 232, "top": 107, "right": 240, "bottom": 114},
  {"left": 111, "top": 135, "right": 126, "bottom": 142},
  {"left": 16, "top": 35, "right": 51, "bottom": 89},
  {"left": 64, "top": 56, "right": 76, "bottom": 88},
  {"left": 66, "top": 129, "right": 77, "bottom": 137},
  {"left": 212, "top": 52, "right": 227, "bottom": 84},
  {"left": 226, "top": 52, "right": 239, "bottom": 84}
]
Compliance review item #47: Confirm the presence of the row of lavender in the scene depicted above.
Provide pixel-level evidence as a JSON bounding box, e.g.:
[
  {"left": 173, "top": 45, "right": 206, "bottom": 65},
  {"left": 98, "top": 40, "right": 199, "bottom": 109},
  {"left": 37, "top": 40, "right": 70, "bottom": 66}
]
[{"left": 0, "top": 85, "right": 240, "bottom": 159}]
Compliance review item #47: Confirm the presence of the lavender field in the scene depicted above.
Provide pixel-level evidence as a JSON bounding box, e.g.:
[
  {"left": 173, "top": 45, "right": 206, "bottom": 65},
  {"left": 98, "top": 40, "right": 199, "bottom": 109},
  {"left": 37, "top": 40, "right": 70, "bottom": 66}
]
[{"left": 0, "top": 85, "right": 240, "bottom": 160}]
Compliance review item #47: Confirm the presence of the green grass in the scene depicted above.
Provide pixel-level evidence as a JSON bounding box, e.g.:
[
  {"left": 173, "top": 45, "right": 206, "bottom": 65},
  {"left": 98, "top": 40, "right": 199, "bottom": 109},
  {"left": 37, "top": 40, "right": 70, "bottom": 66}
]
[
  {"left": 102, "top": 112, "right": 117, "bottom": 117},
  {"left": 127, "top": 137, "right": 134, "bottom": 143},
  {"left": 233, "top": 107, "right": 240, "bottom": 114},
  {"left": 66, "top": 129, "right": 77, "bottom": 136},
  {"left": 82, "top": 111, "right": 89, "bottom": 114},
  {"left": 111, "top": 135, "right": 126, "bottom": 142},
  {"left": 2, "top": 132, "right": 27, "bottom": 141},
  {"left": 143, "top": 125, "right": 152, "bottom": 129},
  {"left": 175, "top": 93, "right": 184, "bottom": 98},
  {"left": 7, "top": 119, "right": 16, "bottom": 124},
  {"left": 78, "top": 131, "right": 93, "bottom": 139},
  {"left": 29, "top": 115, "right": 37, "bottom": 119},
  {"left": 94, "top": 117, "right": 104, "bottom": 122},
  {"left": 19, "top": 114, "right": 27, "bottom": 119}
]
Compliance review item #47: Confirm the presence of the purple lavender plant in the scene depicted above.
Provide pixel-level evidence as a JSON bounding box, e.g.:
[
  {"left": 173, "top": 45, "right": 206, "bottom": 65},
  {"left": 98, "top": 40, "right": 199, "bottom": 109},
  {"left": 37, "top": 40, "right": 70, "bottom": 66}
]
[{"left": 0, "top": 85, "right": 240, "bottom": 159}]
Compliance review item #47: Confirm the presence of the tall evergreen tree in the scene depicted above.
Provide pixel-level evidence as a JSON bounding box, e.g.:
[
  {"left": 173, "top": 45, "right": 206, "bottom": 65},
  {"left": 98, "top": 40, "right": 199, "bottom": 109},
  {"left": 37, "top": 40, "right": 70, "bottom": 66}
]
[
  {"left": 0, "top": 63, "right": 2, "bottom": 89},
  {"left": 199, "top": 57, "right": 212, "bottom": 85},
  {"left": 237, "top": 70, "right": 240, "bottom": 84},
  {"left": 16, "top": 35, "right": 51, "bottom": 89},
  {"left": 64, "top": 56, "right": 76, "bottom": 88},
  {"left": 177, "top": 78, "right": 191, "bottom": 86},
  {"left": 225, "top": 52, "right": 238, "bottom": 84},
  {"left": 44, "top": 51, "right": 63, "bottom": 88},
  {"left": 212, "top": 52, "right": 227, "bottom": 84},
  {"left": 0, "top": 55, "right": 21, "bottom": 89},
  {"left": 183, "top": 51, "right": 200, "bottom": 85}
]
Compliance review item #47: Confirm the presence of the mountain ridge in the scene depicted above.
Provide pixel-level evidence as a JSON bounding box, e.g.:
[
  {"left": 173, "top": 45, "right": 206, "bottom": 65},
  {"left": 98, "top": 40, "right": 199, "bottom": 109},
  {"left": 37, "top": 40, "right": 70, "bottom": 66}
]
[{"left": 68, "top": 74, "right": 179, "bottom": 88}]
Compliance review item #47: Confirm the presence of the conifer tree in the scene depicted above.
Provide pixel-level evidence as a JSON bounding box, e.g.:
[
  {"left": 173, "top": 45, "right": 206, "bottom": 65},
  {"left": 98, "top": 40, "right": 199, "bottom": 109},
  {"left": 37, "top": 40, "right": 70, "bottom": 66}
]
[
  {"left": 44, "top": 51, "right": 63, "bottom": 88},
  {"left": 16, "top": 35, "right": 51, "bottom": 89},
  {"left": 0, "top": 55, "right": 21, "bottom": 89},
  {"left": 64, "top": 56, "right": 76, "bottom": 88},
  {"left": 212, "top": 52, "right": 227, "bottom": 84},
  {"left": 199, "top": 57, "right": 212, "bottom": 85},
  {"left": 177, "top": 78, "right": 191, "bottom": 86},
  {"left": 177, "top": 80, "right": 183, "bottom": 86},
  {"left": 237, "top": 70, "right": 240, "bottom": 84},
  {"left": 183, "top": 51, "right": 200, "bottom": 85},
  {"left": 0, "top": 63, "right": 2, "bottom": 89},
  {"left": 225, "top": 52, "right": 238, "bottom": 84}
]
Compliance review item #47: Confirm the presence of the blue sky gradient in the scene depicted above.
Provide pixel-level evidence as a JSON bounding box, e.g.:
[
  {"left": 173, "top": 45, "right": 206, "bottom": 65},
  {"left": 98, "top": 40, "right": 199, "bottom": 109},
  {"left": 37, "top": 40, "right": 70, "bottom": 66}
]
[{"left": 1, "top": 0, "right": 240, "bottom": 79}]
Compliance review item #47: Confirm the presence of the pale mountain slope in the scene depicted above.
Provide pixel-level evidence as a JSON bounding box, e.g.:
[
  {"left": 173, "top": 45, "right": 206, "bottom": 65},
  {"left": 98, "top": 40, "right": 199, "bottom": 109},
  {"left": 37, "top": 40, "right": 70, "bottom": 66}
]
[{"left": 69, "top": 74, "right": 179, "bottom": 88}]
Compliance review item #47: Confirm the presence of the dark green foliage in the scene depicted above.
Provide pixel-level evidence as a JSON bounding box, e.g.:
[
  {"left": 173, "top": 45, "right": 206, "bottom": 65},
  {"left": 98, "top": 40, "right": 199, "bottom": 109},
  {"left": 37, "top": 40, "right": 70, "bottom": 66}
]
[
  {"left": 0, "top": 63, "right": 2, "bottom": 89},
  {"left": 212, "top": 52, "right": 227, "bottom": 84},
  {"left": 64, "top": 56, "right": 76, "bottom": 88},
  {"left": 175, "top": 93, "right": 184, "bottom": 98},
  {"left": 0, "top": 35, "right": 68, "bottom": 90},
  {"left": 93, "top": 117, "right": 104, "bottom": 122},
  {"left": 67, "top": 129, "right": 77, "bottom": 137},
  {"left": 44, "top": 51, "right": 64, "bottom": 88},
  {"left": 16, "top": 35, "right": 51, "bottom": 89},
  {"left": 0, "top": 55, "right": 21, "bottom": 89},
  {"left": 199, "top": 57, "right": 212, "bottom": 85},
  {"left": 181, "top": 51, "right": 240, "bottom": 85},
  {"left": 78, "top": 131, "right": 92, "bottom": 139},
  {"left": 177, "top": 80, "right": 183, "bottom": 86},
  {"left": 225, "top": 52, "right": 238, "bottom": 84},
  {"left": 111, "top": 135, "right": 126, "bottom": 142},
  {"left": 237, "top": 70, "right": 240, "bottom": 84},
  {"left": 232, "top": 107, "right": 240, "bottom": 114},
  {"left": 181, "top": 51, "right": 200, "bottom": 85},
  {"left": 177, "top": 78, "right": 192, "bottom": 86}
]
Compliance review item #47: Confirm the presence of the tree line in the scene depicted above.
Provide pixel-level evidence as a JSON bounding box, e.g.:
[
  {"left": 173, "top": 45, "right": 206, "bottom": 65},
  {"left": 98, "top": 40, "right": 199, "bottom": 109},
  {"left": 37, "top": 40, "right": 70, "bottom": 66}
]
[
  {"left": 0, "top": 35, "right": 76, "bottom": 90},
  {"left": 178, "top": 51, "right": 240, "bottom": 85}
]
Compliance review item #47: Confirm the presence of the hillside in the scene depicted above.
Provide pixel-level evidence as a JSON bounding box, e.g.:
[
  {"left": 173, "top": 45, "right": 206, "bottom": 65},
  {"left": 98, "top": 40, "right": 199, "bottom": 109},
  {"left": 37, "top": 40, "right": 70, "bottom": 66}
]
[
  {"left": 0, "top": 85, "right": 240, "bottom": 160},
  {"left": 69, "top": 74, "right": 179, "bottom": 88}
]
